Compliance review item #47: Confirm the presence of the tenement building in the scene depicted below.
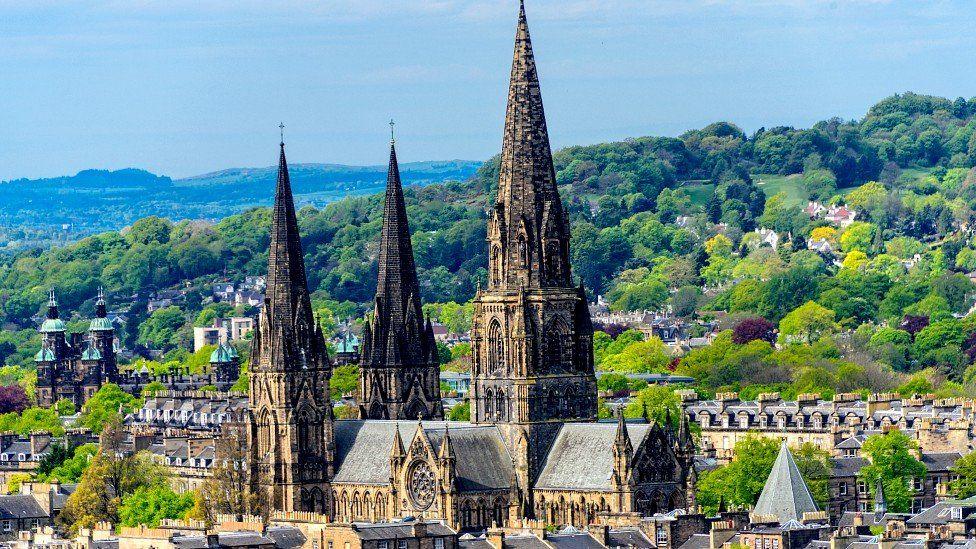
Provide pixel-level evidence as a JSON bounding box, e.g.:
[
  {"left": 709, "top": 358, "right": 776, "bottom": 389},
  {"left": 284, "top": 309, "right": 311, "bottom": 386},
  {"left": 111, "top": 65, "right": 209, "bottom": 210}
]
[
  {"left": 239, "top": 0, "right": 695, "bottom": 531},
  {"left": 35, "top": 288, "right": 120, "bottom": 408},
  {"left": 681, "top": 391, "right": 976, "bottom": 462}
]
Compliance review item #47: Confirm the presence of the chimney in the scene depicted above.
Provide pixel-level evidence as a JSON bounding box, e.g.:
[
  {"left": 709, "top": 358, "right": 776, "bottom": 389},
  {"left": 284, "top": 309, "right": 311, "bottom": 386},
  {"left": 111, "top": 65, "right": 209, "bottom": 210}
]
[
  {"left": 487, "top": 529, "right": 505, "bottom": 549},
  {"left": 29, "top": 432, "right": 52, "bottom": 455}
]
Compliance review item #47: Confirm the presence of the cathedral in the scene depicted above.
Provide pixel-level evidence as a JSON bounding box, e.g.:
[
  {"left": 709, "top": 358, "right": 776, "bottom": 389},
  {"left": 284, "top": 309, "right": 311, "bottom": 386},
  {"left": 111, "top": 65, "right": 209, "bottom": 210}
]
[
  {"left": 35, "top": 288, "right": 120, "bottom": 409},
  {"left": 244, "top": 0, "right": 696, "bottom": 530}
]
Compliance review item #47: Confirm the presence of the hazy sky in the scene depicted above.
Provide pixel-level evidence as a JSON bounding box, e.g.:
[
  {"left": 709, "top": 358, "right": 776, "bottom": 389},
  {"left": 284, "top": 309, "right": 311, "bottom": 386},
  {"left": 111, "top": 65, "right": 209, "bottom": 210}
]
[{"left": 2, "top": 0, "right": 975, "bottom": 180}]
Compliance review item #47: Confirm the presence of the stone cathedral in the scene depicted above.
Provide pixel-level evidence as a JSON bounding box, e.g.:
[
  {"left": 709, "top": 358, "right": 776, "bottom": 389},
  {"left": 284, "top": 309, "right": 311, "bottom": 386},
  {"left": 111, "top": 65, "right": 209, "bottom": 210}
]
[{"left": 244, "top": 0, "right": 695, "bottom": 531}]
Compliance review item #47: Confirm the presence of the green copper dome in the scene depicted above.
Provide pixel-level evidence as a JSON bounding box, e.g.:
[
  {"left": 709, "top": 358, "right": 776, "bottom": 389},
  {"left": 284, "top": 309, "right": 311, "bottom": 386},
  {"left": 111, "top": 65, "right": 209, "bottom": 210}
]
[
  {"left": 35, "top": 347, "right": 55, "bottom": 362},
  {"left": 81, "top": 346, "right": 102, "bottom": 361},
  {"left": 39, "top": 318, "right": 66, "bottom": 333},
  {"left": 209, "top": 344, "right": 236, "bottom": 363},
  {"left": 89, "top": 317, "right": 114, "bottom": 332}
]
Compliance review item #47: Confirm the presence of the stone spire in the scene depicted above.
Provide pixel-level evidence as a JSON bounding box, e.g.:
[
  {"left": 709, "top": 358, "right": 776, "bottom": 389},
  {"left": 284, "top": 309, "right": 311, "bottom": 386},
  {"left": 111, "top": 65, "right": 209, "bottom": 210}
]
[
  {"left": 358, "top": 135, "right": 443, "bottom": 420},
  {"left": 264, "top": 141, "right": 314, "bottom": 336},
  {"left": 364, "top": 139, "right": 433, "bottom": 367},
  {"left": 46, "top": 289, "right": 60, "bottom": 321},
  {"left": 753, "top": 441, "right": 818, "bottom": 524},
  {"left": 489, "top": 0, "right": 571, "bottom": 290},
  {"left": 246, "top": 137, "right": 333, "bottom": 515},
  {"left": 874, "top": 478, "right": 887, "bottom": 519}
]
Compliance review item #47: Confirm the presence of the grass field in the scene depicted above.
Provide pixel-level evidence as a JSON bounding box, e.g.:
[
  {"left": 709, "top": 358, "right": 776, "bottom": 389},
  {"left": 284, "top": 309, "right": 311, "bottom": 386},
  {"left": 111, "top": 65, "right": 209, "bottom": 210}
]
[
  {"left": 682, "top": 182, "right": 716, "bottom": 207},
  {"left": 755, "top": 174, "right": 808, "bottom": 207}
]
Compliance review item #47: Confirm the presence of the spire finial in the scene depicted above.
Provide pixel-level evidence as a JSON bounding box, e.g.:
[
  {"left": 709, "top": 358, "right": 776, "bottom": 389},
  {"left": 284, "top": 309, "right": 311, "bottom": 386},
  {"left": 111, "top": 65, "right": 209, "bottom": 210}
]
[
  {"left": 279, "top": 122, "right": 285, "bottom": 145},
  {"left": 389, "top": 119, "right": 396, "bottom": 144},
  {"left": 48, "top": 288, "right": 56, "bottom": 307}
]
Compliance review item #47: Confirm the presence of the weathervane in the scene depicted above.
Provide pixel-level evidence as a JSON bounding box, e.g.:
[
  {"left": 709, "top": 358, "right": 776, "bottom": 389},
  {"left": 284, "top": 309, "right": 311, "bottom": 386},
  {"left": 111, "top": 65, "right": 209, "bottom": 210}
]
[
  {"left": 279, "top": 122, "right": 285, "bottom": 144},
  {"left": 390, "top": 119, "right": 396, "bottom": 144}
]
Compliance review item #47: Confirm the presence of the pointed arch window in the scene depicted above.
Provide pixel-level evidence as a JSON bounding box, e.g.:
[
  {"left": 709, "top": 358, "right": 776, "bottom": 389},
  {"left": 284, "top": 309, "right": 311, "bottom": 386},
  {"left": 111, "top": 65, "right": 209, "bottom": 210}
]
[
  {"left": 516, "top": 233, "right": 528, "bottom": 267},
  {"left": 487, "top": 320, "right": 505, "bottom": 373}
]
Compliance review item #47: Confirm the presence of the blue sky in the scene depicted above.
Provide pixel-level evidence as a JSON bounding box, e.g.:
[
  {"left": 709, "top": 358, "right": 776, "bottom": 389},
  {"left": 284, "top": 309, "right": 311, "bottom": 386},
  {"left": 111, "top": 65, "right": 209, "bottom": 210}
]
[{"left": 1, "top": 0, "right": 975, "bottom": 180}]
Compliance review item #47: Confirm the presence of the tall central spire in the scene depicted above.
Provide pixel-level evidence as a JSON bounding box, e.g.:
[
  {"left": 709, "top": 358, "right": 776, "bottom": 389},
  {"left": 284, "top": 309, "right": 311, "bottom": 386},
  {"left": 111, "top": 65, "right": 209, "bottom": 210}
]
[
  {"left": 489, "top": 0, "right": 572, "bottom": 290},
  {"left": 265, "top": 141, "right": 312, "bottom": 328}
]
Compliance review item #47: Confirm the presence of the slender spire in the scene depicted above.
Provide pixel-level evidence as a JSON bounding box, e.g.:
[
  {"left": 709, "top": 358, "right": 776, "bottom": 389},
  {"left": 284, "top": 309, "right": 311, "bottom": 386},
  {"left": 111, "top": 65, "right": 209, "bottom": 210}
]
[
  {"left": 615, "top": 408, "right": 630, "bottom": 447},
  {"left": 95, "top": 287, "right": 106, "bottom": 318},
  {"left": 368, "top": 133, "right": 427, "bottom": 366},
  {"left": 265, "top": 136, "right": 312, "bottom": 331},
  {"left": 47, "top": 289, "right": 58, "bottom": 319},
  {"left": 874, "top": 478, "right": 887, "bottom": 518}
]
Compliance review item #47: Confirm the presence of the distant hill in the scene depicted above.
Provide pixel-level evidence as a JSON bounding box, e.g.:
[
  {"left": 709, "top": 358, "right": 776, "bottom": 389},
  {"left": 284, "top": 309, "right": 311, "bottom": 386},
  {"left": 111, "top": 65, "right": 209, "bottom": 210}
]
[{"left": 0, "top": 160, "right": 481, "bottom": 249}]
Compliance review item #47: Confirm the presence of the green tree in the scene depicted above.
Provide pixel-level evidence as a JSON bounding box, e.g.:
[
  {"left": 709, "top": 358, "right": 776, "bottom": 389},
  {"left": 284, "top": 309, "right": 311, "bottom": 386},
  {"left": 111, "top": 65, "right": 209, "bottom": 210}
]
[
  {"left": 951, "top": 451, "right": 976, "bottom": 498},
  {"left": 600, "top": 338, "right": 670, "bottom": 373},
  {"left": 79, "top": 384, "right": 139, "bottom": 434},
  {"left": 840, "top": 222, "right": 878, "bottom": 254},
  {"left": 858, "top": 431, "right": 927, "bottom": 513},
  {"left": 137, "top": 306, "right": 187, "bottom": 349},
  {"left": 448, "top": 401, "right": 470, "bottom": 421},
  {"left": 623, "top": 386, "right": 680, "bottom": 427},
  {"left": 118, "top": 485, "right": 195, "bottom": 527},
  {"left": 778, "top": 301, "right": 837, "bottom": 344}
]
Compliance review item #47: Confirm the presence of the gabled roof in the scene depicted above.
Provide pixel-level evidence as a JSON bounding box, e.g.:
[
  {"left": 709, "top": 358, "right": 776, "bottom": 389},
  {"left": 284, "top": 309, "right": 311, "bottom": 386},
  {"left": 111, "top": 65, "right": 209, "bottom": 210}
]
[
  {"left": 753, "top": 441, "right": 818, "bottom": 523},
  {"left": 332, "top": 420, "right": 514, "bottom": 491},
  {"left": 535, "top": 422, "right": 653, "bottom": 491}
]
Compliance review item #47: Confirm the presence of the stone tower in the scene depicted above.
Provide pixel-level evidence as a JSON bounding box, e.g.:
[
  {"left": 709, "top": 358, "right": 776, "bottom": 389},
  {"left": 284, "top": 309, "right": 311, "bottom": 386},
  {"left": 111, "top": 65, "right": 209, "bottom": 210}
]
[
  {"left": 359, "top": 139, "right": 444, "bottom": 420},
  {"left": 470, "top": 0, "right": 597, "bottom": 483},
  {"left": 246, "top": 139, "right": 334, "bottom": 515},
  {"left": 35, "top": 290, "right": 71, "bottom": 407},
  {"left": 88, "top": 288, "right": 119, "bottom": 385}
]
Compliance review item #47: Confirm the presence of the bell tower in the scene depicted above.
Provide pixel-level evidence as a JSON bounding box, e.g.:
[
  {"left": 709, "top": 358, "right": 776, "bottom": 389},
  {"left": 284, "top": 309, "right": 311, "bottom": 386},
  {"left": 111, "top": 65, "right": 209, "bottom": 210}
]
[
  {"left": 470, "top": 0, "right": 597, "bottom": 489},
  {"left": 246, "top": 134, "right": 334, "bottom": 515}
]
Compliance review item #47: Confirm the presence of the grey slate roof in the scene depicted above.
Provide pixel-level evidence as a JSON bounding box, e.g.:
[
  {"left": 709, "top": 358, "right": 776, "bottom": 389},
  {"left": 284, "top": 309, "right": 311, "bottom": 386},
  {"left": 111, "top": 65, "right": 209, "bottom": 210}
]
[
  {"left": 921, "top": 452, "right": 961, "bottom": 472},
  {"left": 753, "top": 441, "right": 818, "bottom": 523},
  {"left": 504, "top": 534, "right": 551, "bottom": 549},
  {"left": 547, "top": 530, "right": 605, "bottom": 549},
  {"left": 906, "top": 496, "right": 976, "bottom": 525},
  {"left": 333, "top": 421, "right": 514, "bottom": 492},
  {"left": 832, "top": 457, "right": 867, "bottom": 477},
  {"left": 266, "top": 526, "right": 306, "bottom": 548},
  {"left": 352, "top": 521, "right": 456, "bottom": 540},
  {"left": 606, "top": 528, "right": 653, "bottom": 549},
  {"left": 458, "top": 534, "right": 494, "bottom": 549},
  {"left": 536, "top": 422, "right": 651, "bottom": 491},
  {"left": 677, "top": 534, "right": 711, "bottom": 549},
  {"left": 0, "top": 495, "right": 48, "bottom": 519}
]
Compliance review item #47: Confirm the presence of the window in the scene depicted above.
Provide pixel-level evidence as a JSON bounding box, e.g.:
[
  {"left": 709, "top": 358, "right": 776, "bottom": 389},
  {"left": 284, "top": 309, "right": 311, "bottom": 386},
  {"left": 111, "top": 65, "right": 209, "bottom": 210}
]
[
  {"left": 379, "top": 542, "right": 389, "bottom": 549},
  {"left": 435, "top": 539, "right": 445, "bottom": 549},
  {"left": 3, "top": 521, "right": 11, "bottom": 532},
  {"left": 772, "top": 540, "right": 779, "bottom": 549},
  {"left": 656, "top": 529, "right": 668, "bottom": 546},
  {"left": 912, "top": 478, "right": 923, "bottom": 491},
  {"left": 398, "top": 541, "right": 407, "bottom": 549},
  {"left": 763, "top": 538, "right": 770, "bottom": 549},
  {"left": 952, "top": 507, "right": 963, "bottom": 520},
  {"left": 839, "top": 483, "right": 848, "bottom": 496},
  {"left": 857, "top": 481, "right": 867, "bottom": 495}
]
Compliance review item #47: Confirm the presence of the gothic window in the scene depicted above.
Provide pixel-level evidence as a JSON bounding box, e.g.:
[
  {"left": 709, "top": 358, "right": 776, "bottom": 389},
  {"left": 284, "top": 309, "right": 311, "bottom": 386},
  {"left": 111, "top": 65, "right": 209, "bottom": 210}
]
[
  {"left": 543, "top": 319, "right": 573, "bottom": 373},
  {"left": 485, "top": 388, "right": 495, "bottom": 418},
  {"left": 545, "top": 240, "right": 561, "bottom": 281},
  {"left": 461, "top": 501, "right": 473, "bottom": 529},
  {"left": 258, "top": 409, "right": 273, "bottom": 455},
  {"left": 563, "top": 387, "right": 576, "bottom": 417},
  {"left": 491, "top": 244, "right": 502, "bottom": 283},
  {"left": 546, "top": 389, "right": 558, "bottom": 415},
  {"left": 487, "top": 320, "right": 505, "bottom": 374},
  {"left": 408, "top": 462, "right": 437, "bottom": 511},
  {"left": 297, "top": 408, "right": 319, "bottom": 453},
  {"left": 495, "top": 390, "right": 506, "bottom": 420},
  {"left": 517, "top": 233, "right": 528, "bottom": 267}
]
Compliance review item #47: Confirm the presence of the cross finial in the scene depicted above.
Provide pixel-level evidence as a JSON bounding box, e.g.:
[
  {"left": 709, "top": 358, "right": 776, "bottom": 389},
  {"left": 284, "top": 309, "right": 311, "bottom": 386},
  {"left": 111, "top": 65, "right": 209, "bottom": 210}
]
[
  {"left": 389, "top": 119, "right": 396, "bottom": 144},
  {"left": 279, "top": 122, "right": 285, "bottom": 145}
]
